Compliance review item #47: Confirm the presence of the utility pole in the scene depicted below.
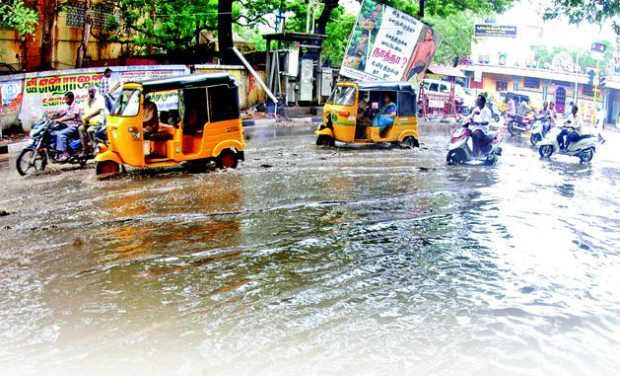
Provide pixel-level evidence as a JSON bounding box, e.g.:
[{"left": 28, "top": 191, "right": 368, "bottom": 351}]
[{"left": 418, "top": 0, "right": 425, "bottom": 19}]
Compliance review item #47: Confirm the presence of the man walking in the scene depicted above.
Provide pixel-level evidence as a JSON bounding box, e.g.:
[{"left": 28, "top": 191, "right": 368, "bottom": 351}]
[{"left": 99, "top": 68, "right": 115, "bottom": 112}]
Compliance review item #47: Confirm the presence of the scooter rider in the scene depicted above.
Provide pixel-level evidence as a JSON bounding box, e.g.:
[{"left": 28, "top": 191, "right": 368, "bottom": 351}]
[
  {"left": 557, "top": 105, "right": 582, "bottom": 150},
  {"left": 467, "top": 94, "right": 493, "bottom": 155},
  {"left": 51, "top": 91, "right": 82, "bottom": 162}
]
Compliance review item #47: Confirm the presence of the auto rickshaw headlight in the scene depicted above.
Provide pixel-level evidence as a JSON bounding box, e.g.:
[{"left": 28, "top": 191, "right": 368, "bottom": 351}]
[{"left": 128, "top": 127, "right": 141, "bottom": 140}]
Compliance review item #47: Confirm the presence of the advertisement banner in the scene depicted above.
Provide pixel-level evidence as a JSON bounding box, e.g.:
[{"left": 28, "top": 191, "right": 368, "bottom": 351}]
[
  {"left": 19, "top": 65, "right": 188, "bottom": 129},
  {"left": 0, "top": 78, "right": 23, "bottom": 114},
  {"left": 474, "top": 24, "right": 517, "bottom": 38},
  {"left": 340, "top": 0, "right": 439, "bottom": 84}
]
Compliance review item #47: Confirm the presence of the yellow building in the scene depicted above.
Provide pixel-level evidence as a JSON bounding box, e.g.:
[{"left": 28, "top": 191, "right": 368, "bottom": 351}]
[{"left": 460, "top": 64, "right": 596, "bottom": 115}]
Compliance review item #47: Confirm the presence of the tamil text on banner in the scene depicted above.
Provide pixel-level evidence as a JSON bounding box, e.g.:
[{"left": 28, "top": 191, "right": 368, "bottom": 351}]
[
  {"left": 19, "top": 65, "right": 189, "bottom": 129},
  {"left": 340, "top": 0, "right": 439, "bottom": 84}
]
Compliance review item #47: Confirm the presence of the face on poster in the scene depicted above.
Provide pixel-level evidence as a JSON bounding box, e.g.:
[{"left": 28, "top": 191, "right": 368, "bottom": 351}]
[{"left": 340, "top": 0, "right": 439, "bottom": 84}]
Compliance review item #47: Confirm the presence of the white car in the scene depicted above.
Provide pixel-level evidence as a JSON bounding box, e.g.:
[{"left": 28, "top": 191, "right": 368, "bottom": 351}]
[{"left": 422, "top": 79, "right": 476, "bottom": 113}]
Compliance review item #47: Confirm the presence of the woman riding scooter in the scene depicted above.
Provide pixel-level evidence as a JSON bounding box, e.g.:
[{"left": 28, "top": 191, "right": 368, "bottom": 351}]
[{"left": 467, "top": 94, "right": 493, "bottom": 155}]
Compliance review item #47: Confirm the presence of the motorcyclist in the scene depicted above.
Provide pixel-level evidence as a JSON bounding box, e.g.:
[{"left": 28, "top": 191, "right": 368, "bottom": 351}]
[
  {"left": 467, "top": 94, "right": 493, "bottom": 155},
  {"left": 517, "top": 98, "right": 531, "bottom": 117},
  {"left": 538, "top": 102, "right": 552, "bottom": 133},
  {"left": 557, "top": 105, "right": 582, "bottom": 150},
  {"left": 51, "top": 91, "right": 82, "bottom": 162}
]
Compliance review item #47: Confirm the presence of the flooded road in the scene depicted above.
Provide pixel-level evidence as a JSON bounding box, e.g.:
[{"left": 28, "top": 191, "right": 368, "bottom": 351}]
[{"left": 1, "top": 125, "right": 619, "bottom": 375}]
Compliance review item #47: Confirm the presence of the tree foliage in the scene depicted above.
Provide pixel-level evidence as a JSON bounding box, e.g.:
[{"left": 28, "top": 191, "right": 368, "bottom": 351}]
[
  {"left": 543, "top": 0, "right": 620, "bottom": 34},
  {"left": 532, "top": 41, "right": 614, "bottom": 73},
  {"left": 0, "top": 0, "right": 38, "bottom": 37},
  {"left": 111, "top": 0, "right": 279, "bottom": 54},
  {"left": 426, "top": 11, "right": 475, "bottom": 66}
]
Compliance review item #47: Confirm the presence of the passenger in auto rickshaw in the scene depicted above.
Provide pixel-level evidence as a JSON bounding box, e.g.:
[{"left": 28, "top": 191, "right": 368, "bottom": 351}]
[{"left": 372, "top": 94, "right": 397, "bottom": 136}]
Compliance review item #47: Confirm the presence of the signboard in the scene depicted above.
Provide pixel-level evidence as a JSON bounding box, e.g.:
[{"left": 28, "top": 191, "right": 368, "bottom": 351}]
[
  {"left": 474, "top": 24, "right": 517, "bottom": 38},
  {"left": 340, "top": 0, "right": 439, "bottom": 83},
  {"left": 19, "top": 65, "right": 189, "bottom": 128},
  {"left": 591, "top": 42, "right": 607, "bottom": 53},
  {"left": 320, "top": 67, "right": 333, "bottom": 97},
  {"left": 287, "top": 46, "right": 299, "bottom": 77}
]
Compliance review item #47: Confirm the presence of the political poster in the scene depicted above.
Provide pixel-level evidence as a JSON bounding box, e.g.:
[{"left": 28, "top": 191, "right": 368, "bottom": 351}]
[
  {"left": 340, "top": 0, "right": 439, "bottom": 84},
  {"left": 19, "top": 65, "right": 189, "bottom": 129}
]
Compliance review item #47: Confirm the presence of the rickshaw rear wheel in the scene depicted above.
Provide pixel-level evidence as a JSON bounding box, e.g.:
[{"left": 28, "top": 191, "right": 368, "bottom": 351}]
[
  {"left": 95, "top": 160, "right": 121, "bottom": 179},
  {"left": 399, "top": 136, "right": 418, "bottom": 149},
  {"left": 316, "top": 135, "right": 334, "bottom": 147},
  {"left": 217, "top": 149, "right": 238, "bottom": 169}
]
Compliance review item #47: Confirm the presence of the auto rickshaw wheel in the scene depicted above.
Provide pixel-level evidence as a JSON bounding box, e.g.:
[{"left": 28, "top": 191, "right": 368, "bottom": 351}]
[
  {"left": 217, "top": 149, "right": 238, "bottom": 169},
  {"left": 316, "top": 135, "right": 334, "bottom": 147},
  {"left": 399, "top": 136, "right": 418, "bottom": 149},
  {"left": 95, "top": 160, "right": 121, "bottom": 179}
]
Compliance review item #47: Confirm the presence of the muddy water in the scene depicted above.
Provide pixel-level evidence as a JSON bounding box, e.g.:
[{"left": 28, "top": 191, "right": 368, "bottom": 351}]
[{"left": 1, "top": 127, "right": 619, "bottom": 375}]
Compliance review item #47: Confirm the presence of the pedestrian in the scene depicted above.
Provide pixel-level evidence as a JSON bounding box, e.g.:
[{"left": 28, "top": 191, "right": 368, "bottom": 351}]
[
  {"left": 99, "top": 68, "right": 115, "bottom": 112},
  {"left": 51, "top": 92, "right": 82, "bottom": 161},
  {"left": 79, "top": 85, "right": 106, "bottom": 156},
  {"left": 596, "top": 104, "right": 606, "bottom": 144}
]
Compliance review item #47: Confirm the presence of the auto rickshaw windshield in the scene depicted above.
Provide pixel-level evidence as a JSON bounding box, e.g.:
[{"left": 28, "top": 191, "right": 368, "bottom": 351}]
[
  {"left": 112, "top": 89, "right": 141, "bottom": 117},
  {"left": 328, "top": 86, "right": 356, "bottom": 105}
]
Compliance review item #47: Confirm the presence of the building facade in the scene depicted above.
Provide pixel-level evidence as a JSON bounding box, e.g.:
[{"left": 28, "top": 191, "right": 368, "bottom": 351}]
[
  {"left": 0, "top": 0, "right": 123, "bottom": 71},
  {"left": 460, "top": 64, "right": 605, "bottom": 120}
]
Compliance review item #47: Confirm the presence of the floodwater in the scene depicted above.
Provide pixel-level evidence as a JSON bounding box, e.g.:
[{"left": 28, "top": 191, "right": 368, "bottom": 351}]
[{"left": 1, "top": 125, "right": 619, "bottom": 375}]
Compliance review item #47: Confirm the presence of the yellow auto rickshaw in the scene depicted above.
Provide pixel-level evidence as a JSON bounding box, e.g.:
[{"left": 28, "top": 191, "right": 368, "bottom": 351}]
[
  {"left": 94, "top": 73, "right": 245, "bottom": 176},
  {"left": 315, "top": 81, "right": 419, "bottom": 148}
]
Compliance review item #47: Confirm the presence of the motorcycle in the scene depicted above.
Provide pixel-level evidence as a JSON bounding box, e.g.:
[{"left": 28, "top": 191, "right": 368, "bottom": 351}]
[
  {"left": 15, "top": 115, "right": 104, "bottom": 176},
  {"left": 529, "top": 115, "right": 552, "bottom": 145},
  {"left": 538, "top": 127, "right": 597, "bottom": 163},
  {"left": 447, "top": 121, "right": 502, "bottom": 166},
  {"left": 507, "top": 113, "right": 533, "bottom": 136}
]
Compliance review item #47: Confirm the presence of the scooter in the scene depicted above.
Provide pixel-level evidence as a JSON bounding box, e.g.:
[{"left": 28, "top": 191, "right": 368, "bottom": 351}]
[
  {"left": 507, "top": 113, "right": 533, "bottom": 137},
  {"left": 447, "top": 122, "right": 502, "bottom": 165},
  {"left": 529, "top": 115, "right": 552, "bottom": 145},
  {"left": 538, "top": 127, "right": 597, "bottom": 163}
]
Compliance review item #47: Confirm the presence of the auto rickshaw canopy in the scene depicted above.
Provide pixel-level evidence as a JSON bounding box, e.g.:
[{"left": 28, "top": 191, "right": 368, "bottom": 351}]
[
  {"left": 355, "top": 81, "right": 417, "bottom": 93},
  {"left": 138, "top": 72, "right": 238, "bottom": 93}
]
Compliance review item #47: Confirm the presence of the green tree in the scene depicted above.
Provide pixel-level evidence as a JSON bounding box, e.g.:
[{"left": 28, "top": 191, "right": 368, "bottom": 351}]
[
  {"left": 426, "top": 11, "right": 475, "bottom": 65},
  {"left": 543, "top": 0, "right": 620, "bottom": 34},
  {"left": 111, "top": 0, "right": 279, "bottom": 60},
  {"left": 0, "top": 0, "right": 38, "bottom": 37},
  {"left": 531, "top": 41, "right": 614, "bottom": 73},
  {"left": 315, "top": 0, "right": 515, "bottom": 37},
  {"left": 323, "top": 8, "right": 356, "bottom": 66}
]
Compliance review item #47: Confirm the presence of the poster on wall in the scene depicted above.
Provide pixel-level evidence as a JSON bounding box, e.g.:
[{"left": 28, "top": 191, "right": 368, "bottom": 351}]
[
  {"left": 340, "top": 0, "right": 440, "bottom": 85},
  {"left": 19, "top": 65, "right": 188, "bottom": 128},
  {"left": 0, "top": 79, "right": 23, "bottom": 114}
]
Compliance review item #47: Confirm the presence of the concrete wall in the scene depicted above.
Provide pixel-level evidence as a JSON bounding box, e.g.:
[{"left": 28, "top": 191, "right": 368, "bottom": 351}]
[{"left": 0, "top": 65, "right": 266, "bottom": 132}]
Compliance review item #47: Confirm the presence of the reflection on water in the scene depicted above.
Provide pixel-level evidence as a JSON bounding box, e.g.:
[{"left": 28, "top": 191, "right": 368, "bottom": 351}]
[{"left": 0, "top": 131, "right": 619, "bottom": 375}]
